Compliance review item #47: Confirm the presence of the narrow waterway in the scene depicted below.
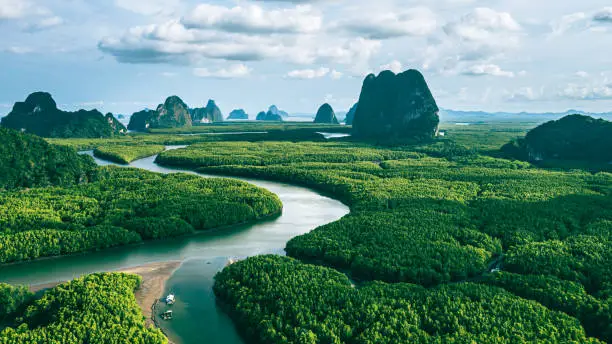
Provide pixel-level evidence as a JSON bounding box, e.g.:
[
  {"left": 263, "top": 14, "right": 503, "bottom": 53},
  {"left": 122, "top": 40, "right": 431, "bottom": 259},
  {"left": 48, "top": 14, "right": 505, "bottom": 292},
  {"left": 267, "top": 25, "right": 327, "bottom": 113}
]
[{"left": 0, "top": 146, "right": 350, "bottom": 344}]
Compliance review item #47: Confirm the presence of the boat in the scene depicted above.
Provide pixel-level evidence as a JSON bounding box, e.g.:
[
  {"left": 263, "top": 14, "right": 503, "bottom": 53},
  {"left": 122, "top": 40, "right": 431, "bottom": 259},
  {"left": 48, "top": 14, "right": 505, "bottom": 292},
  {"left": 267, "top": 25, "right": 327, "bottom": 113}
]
[
  {"left": 160, "top": 310, "right": 173, "bottom": 320},
  {"left": 165, "top": 294, "right": 176, "bottom": 305}
]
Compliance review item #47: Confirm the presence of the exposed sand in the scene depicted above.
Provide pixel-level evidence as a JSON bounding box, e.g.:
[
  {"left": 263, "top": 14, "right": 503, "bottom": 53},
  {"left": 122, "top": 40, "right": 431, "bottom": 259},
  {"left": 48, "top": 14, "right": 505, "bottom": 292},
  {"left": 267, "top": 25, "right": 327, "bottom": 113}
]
[
  {"left": 120, "top": 261, "right": 182, "bottom": 327},
  {"left": 29, "top": 261, "right": 182, "bottom": 329}
]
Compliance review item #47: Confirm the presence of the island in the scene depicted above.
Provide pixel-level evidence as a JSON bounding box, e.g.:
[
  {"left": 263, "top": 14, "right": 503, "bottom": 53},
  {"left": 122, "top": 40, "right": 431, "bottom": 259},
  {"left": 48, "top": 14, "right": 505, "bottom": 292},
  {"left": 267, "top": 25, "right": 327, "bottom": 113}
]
[
  {"left": 352, "top": 69, "right": 439, "bottom": 140},
  {"left": 313, "top": 103, "right": 339, "bottom": 124},
  {"left": 1, "top": 92, "right": 126, "bottom": 138}
]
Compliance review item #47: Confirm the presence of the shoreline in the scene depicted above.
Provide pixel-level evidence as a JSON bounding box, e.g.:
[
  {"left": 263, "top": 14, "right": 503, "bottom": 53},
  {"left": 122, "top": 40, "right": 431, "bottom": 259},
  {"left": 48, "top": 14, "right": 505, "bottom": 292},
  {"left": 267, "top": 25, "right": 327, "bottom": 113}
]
[
  {"left": 29, "top": 261, "right": 182, "bottom": 335},
  {"left": 2, "top": 209, "right": 281, "bottom": 270},
  {"left": 120, "top": 261, "right": 182, "bottom": 328}
]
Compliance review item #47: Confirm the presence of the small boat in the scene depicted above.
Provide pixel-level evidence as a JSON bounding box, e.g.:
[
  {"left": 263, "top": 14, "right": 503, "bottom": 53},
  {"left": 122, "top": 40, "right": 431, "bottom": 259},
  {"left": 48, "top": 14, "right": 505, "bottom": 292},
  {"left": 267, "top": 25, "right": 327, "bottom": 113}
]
[
  {"left": 160, "top": 310, "right": 173, "bottom": 320},
  {"left": 165, "top": 294, "right": 176, "bottom": 305}
]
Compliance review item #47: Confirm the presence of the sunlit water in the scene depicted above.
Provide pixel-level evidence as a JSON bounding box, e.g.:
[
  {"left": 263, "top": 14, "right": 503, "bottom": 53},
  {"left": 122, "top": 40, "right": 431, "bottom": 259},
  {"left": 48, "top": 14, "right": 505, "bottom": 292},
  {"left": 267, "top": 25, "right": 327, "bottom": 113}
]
[
  {"left": 0, "top": 146, "right": 349, "bottom": 344},
  {"left": 316, "top": 132, "right": 352, "bottom": 139}
]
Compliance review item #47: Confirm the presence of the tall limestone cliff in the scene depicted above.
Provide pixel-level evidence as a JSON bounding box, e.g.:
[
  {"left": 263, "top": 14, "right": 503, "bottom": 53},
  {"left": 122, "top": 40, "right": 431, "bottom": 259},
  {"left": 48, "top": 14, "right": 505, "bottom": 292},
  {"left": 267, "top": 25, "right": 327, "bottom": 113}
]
[
  {"left": 1, "top": 92, "right": 126, "bottom": 138},
  {"left": 344, "top": 103, "right": 358, "bottom": 125},
  {"left": 314, "top": 103, "right": 339, "bottom": 124},
  {"left": 127, "top": 96, "right": 192, "bottom": 131},
  {"left": 190, "top": 99, "right": 223, "bottom": 123},
  {"left": 256, "top": 106, "right": 285, "bottom": 121},
  {"left": 352, "top": 70, "right": 439, "bottom": 139},
  {"left": 157, "top": 96, "right": 192, "bottom": 128}
]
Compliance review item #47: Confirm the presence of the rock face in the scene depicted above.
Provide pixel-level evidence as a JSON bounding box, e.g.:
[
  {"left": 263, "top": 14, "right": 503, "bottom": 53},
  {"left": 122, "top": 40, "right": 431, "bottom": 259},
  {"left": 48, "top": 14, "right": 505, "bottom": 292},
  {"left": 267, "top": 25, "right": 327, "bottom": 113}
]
[
  {"left": 314, "top": 103, "right": 339, "bottom": 124},
  {"left": 105, "top": 113, "right": 127, "bottom": 134},
  {"left": 127, "top": 96, "right": 192, "bottom": 131},
  {"left": 157, "top": 96, "right": 192, "bottom": 128},
  {"left": 268, "top": 105, "right": 289, "bottom": 118},
  {"left": 228, "top": 109, "right": 248, "bottom": 120},
  {"left": 127, "top": 109, "right": 155, "bottom": 131},
  {"left": 256, "top": 111, "right": 267, "bottom": 121},
  {"left": 345, "top": 103, "right": 358, "bottom": 125},
  {"left": 190, "top": 99, "right": 223, "bottom": 123},
  {"left": 1, "top": 92, "right": 126, "bottom": 138},
  {"left": 502, "top": 114, "right": 612, "bottom": 162},
  {"left": 256, "top": 106, "right": 285, "bottom": 121},
  {"left": 352, "top": 70, "right": 439, "bottom": 139}
]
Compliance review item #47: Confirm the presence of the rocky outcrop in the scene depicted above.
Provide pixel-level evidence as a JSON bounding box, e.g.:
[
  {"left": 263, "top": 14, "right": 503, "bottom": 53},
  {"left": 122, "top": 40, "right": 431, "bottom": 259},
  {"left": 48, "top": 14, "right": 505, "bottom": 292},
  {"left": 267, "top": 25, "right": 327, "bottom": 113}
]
[
  {"left": 268, "top": 105, "right": 289, "bottom": 118},
  {"left": 345, "top": 103, "right": 358, "bottom": 125},
  {"left": 190, "top": 99, "right": 223, "bottom": 123},
  {"left": 256, "top": 106, "right": 285, "bottom": 121},
  {"left": 127, "top": 96, "right": 192, "bottom": 131},
  {"left": 256, "top": 111, "right": 267, "bottom": 121},
  {"left": 127, "top": 109, "right": 155, "bottom": 131},
  {"left": 105, "top": 113, "right": 127, "bottom": 134},
  {"left": 1, "top": 92, "right": 126, "bottom": 138},
  {"left": 157, "top": 96, "right": 192, "bottom": 128},
  {"left": 314, "top": 103, "right": 339, "bottom": 124},
  {"left": 352, "top": 69, "right": 439, "bottom": 139},
  {"left": 228, "top": 109, "right": 248, "bottom": 120},
  {"left": 502, "top": 114, "right": 612, "bottom": 163}
]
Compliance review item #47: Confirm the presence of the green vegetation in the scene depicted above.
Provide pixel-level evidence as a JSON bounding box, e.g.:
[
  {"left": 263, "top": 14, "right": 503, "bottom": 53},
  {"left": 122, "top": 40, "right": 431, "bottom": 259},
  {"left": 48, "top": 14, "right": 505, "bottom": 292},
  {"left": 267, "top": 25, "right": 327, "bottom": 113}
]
[
  {"left": 47, "top": 123, "right": 351, "bottom": 151},
  {"left": 480, "top": 272, "right": 611, "bottom": 341},
  {"left": 438, "top": 122, "right": 532, "bottom": 153},
  {"left": 0, "top": 273, "right": 167, "bottom": 343},
  {"left": 1, "top": 92, "right": 125, "bottom": 138},
  {"left": 215, "top": 255, "right": 601, "bottom": 343},
  {"left": 502, "top": 114, "right": 612, "bottom": 164},
  {"left": 2, "top": 120, "right": 610, "bottom": 342},
  {"left": 0, "top": 127, "right": 95, "bottom": 191},
  {"left": 0, "top": 284, "right": 33, "bottom": 320},
  {"left": 93, "top": 144, "right": 165, "bottom": 164},
  {"left": 157, "top": 139, "right": 611, "bottom": 342},
  {"left": 147, "top": 122, "right": 349, "bottom": 134},
  {"left": 0, "top": 167, "right": 282, "bottom": 264}
]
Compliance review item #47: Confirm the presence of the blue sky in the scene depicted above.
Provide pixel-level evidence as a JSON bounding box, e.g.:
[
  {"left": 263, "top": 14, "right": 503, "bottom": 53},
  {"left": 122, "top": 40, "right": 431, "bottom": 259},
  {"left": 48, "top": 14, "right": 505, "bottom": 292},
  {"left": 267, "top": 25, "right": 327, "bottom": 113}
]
[{"left": 1, "top": 0, "right": 612, "bottom": 116}]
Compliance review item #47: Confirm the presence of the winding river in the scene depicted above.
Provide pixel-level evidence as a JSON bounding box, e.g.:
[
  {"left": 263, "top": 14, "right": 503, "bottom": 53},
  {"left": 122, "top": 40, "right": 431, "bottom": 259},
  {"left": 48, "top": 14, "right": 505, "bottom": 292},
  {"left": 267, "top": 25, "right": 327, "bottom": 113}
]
[{"left": 0, "top": 146, "right": 349, "bottom": 344}]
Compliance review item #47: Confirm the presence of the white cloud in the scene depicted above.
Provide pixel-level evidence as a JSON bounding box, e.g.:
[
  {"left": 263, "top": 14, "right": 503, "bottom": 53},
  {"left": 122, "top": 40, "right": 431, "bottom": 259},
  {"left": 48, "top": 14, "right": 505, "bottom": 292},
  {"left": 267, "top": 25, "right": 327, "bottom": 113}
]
[
  {"left": 593, "top": 7, "right": 612, "bottom": 23},
  {"left": 0, "top": 0, "right": 29, "bottom": 19},
  {"left": 443, "top": 7, "right": 521, "bottom": 41},
  {"left": 25, "top": 16, "right": 63, "bottom": 31},
  {"left": 333, "top": 7, "right": 437, "bottom": 39},
  {"left": 558, "top": 84, "right": 612, "bottom": 100},
  {"left": 193, "top": 64, "right": 252, "bottom": 79},
  {"left": 330, "top": 70, "right": 343, "bottom": 79},
  {"left": 183, "top": 4, "right": 322, "bottom": 34},
  {"left": 462, "top": 63, "right": 515, "bottom": 77},
  {"left": 379, "top": 60, "right": 403, "bottom": 73},
  {"left": 505, "top": 87, "right": 543, "bottom": 102},
  {"left": 99, "top": 4, "right": 379, "bottom": 69},
  {"left": 286, "top": 67, "right": 330, "bottom": 79},
  {"left": 114, "top": 0, "right": 180, "bottom": 16},
  {"left": 550, "top": 7, "right": 612, "bottom": 36},
  {"left": 575, "top": 71, "right": 589, "bottom": 78},
  {"left": 4, "top": 46, "right": 34, "bottom": 54},
  {"left": 550, "top": 12, "right": 587, "bottom": 36},
  {"left": 424, "top": 8, "right": 522, "bottom": 74}
]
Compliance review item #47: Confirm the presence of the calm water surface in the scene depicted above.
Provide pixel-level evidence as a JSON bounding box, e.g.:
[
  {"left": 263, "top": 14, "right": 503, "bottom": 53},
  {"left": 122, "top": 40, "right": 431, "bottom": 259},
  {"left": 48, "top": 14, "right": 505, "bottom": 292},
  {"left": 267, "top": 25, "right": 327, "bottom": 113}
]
[{"left": 0, "top": 146, "right": 349, "bottom": 344}]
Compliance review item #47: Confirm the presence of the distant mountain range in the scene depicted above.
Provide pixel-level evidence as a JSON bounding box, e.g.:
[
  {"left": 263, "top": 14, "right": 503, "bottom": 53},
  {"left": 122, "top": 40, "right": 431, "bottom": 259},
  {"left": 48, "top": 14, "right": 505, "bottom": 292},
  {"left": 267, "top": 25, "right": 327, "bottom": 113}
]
[
  {"left": 438, "top": 109, "right": 612, "bottom": 123},
  {"left": 4, "top": 107, "right": 612, "bottom": 125},
  {"left": 296, "top": 108, "right": 612, "bottom": 124}
]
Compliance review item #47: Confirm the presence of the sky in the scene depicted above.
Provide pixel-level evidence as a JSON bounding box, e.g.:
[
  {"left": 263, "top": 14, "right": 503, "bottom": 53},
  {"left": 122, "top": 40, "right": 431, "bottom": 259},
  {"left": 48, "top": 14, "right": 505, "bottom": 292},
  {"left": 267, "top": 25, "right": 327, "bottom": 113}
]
[{"left": 1, "top": 0, "right": 612, "bottom": 116}]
